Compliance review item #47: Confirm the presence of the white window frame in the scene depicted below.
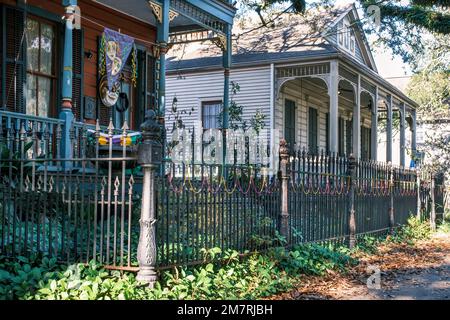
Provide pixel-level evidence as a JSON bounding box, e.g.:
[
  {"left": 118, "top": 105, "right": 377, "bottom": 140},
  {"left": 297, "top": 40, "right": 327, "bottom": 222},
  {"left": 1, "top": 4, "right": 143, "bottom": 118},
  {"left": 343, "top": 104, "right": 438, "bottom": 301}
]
[{"left": 199, "top": 99, "right": 223, "bottom": 130}]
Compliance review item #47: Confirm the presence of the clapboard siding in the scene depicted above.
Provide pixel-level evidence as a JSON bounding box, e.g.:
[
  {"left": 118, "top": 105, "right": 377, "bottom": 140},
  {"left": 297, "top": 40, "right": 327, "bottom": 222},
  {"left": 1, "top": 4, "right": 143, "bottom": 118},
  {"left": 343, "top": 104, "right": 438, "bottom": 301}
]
[{"left": 166, "top": 66, "right": 272, "bottom": 138}]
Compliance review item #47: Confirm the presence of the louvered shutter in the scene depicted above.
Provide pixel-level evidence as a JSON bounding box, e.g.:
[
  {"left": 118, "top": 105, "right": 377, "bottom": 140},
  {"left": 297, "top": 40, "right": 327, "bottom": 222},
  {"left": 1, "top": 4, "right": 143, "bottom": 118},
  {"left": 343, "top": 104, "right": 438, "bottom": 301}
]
[
  {"left": 72, "top": 28, "right": 83, "bottom": 121},
  {"left": 1, "top": 6, "right": 25, "bottom": 113},
  {"left": 97, "top": 36, "right": 112, "bottom": 126},
  {"left": 346, "top": 120, "right": 352, "bottom": 156},
  {"left": 146, "top": 52, "right": 156, "bottom": 112},
  {"left": 338, "top": 117, "right": 345, "bottom": 156},
  {"left": 284, "top": 99, "right": 296, "bottom": 151},
  {"left": 308, "top": 107, "right": 318, "bottom": 154}
]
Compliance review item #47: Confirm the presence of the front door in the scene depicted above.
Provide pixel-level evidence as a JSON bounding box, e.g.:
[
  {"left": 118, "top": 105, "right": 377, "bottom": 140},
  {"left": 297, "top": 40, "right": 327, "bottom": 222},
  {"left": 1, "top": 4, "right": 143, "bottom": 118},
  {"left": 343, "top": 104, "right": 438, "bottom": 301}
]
[{"left": 284, "top": 99, "right": 296, "bottom": 151}]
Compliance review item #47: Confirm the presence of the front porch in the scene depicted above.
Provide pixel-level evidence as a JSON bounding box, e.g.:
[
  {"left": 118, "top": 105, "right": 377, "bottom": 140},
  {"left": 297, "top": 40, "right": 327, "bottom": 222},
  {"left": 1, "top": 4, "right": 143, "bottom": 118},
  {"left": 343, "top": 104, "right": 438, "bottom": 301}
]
[
  {"left": 0, "top": 0, "right": 236, "bottom": 161},
  {"left": 275, "top": 60, "right": 418, "bottom": 166}
]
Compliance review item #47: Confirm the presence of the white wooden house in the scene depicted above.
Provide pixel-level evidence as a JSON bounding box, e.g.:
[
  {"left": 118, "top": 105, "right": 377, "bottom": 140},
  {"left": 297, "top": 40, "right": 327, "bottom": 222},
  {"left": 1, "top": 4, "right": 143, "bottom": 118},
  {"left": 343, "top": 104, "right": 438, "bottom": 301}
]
[{"left": 165, "top": 3, "right": 419, "bottom": 165}]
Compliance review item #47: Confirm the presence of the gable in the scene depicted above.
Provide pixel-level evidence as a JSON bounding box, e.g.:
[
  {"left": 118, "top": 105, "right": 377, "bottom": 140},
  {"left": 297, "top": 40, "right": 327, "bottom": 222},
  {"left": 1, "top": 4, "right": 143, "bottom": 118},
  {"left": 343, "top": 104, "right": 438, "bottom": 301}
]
[{"left": 325, "top": 6, "right": 378, "bottom": 72}]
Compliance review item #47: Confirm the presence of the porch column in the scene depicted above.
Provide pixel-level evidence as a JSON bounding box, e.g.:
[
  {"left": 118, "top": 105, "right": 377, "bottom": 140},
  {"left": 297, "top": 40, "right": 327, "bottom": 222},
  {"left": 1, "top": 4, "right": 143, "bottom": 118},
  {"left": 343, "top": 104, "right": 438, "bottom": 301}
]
[
  {"left": 157, "top": 0, "right": 170, "bottom": 118},
  {"left": 222, "top": 24, "right": 232, "bottom": 162},
  {"left": 59, "top": 0, "right": 77, "bottom": 161},
  {"left": 329, "top": 60, "right": 339, "bottom": 154},
  {"left": 386, "top": 94, "right": 393, "bottom": 162},
  {"left": 370, "top": 86, "right": 379, "bottom": 161},
  {"left": 352, "top": 75, "right": 361, "bottom": 159},
  {"left": 411, "top": 109, "right": 417, "bottom": 159},
  {"left": 399, "top": 102, "right": 406, "bottom": 167}
]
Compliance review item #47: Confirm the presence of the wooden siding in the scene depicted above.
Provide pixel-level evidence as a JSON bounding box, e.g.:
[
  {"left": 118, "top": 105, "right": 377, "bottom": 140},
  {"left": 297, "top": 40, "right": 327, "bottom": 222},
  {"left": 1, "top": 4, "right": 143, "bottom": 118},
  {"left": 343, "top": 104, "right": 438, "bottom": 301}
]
[
  {"left": 1, "top": 0, "right": 156, "bottom": 124},
  {"left": 165, "top": 66, "right": 272, "bottom": 138}
]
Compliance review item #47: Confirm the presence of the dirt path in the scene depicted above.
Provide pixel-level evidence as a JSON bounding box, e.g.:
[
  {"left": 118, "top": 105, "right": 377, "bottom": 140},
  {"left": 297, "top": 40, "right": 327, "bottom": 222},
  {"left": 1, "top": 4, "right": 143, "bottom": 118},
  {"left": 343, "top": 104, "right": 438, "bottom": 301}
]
[{"left": 272, "top": 232, "right": 450, "bottom": 300}]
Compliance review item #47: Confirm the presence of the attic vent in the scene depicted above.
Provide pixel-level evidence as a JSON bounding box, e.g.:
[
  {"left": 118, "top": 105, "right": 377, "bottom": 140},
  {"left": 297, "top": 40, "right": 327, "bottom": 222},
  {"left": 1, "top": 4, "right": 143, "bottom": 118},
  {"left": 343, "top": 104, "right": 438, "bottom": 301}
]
[{"left": 338, "top": 18, "right": 356, "bottom": 55}]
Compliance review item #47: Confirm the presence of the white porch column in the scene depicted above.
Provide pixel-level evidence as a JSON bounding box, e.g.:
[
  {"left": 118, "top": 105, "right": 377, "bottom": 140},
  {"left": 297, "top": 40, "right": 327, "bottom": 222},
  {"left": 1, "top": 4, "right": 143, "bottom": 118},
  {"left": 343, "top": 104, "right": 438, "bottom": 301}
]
[
  {"left": 352, "top": 74, "right": 361, "bottom": 159},
  {"left": 329, "top": 60, "right": 339, "bottom": 154},
  {"left": 386, "top": 95, "right": 393, "bottom": 162},
  {"left": 411, "top": 109, "right": 417, "bottom": 159},
  {"left": 370, "top": 86, "right": 379, "bottom": 161},
  {"left": 400, "top": 102, "right": 406, "bottom": 167}
]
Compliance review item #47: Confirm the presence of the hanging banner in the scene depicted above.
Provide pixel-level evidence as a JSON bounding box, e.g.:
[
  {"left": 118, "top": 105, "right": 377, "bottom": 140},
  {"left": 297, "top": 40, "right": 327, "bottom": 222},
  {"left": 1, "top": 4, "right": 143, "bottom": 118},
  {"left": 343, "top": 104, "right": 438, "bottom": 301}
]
[{"left": 103, "top": 28, "right": 135, "bottom": 90}]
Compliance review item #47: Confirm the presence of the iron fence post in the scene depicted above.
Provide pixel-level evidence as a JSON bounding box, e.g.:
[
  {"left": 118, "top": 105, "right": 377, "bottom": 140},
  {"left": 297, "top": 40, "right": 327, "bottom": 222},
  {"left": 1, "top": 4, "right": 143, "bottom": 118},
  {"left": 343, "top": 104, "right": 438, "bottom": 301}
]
[
  {"left": 279, "top": 139, "right": 290, "bottom": 244},
  {"left": 136, "top": 110, "right": 162, "bottom": 288},
  {"left": 430, "top": 174, "right": 436, "bottom": 231},
  {"left": 347, "top": 154, "right": 356, "bottom": 249},
  {"left": 388, "top": 162, "right": 395, "bottom": 231}
]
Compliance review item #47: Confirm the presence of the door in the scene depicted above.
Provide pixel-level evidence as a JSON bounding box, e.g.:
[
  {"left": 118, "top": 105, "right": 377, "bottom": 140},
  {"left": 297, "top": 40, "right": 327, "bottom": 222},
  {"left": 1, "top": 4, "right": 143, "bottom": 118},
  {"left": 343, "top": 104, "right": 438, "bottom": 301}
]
[
  {"left": 284, "top": 99, "right": 296, "bottom": 151},
  {"left": 308, "top": 107, "right": 318, "bottom": 154}
]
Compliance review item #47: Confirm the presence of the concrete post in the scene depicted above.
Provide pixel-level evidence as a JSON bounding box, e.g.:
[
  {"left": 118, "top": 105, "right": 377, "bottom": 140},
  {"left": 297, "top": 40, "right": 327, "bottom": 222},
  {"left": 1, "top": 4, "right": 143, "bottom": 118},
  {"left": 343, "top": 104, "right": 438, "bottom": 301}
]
[
  {"left": 347, "top": 154, "right": 357, "bottom": 249},
  {"left": 279, "top": 139, "right": 290, "bottom": 243},
  {"left": 388, "top": 162, "right": 395, "bottom": 231},
  {"left": 430, "top": 174, "right": 436, "bottom": 231},
  {"left": 136, "top": 110, "right": 162, "bottom": 288}
]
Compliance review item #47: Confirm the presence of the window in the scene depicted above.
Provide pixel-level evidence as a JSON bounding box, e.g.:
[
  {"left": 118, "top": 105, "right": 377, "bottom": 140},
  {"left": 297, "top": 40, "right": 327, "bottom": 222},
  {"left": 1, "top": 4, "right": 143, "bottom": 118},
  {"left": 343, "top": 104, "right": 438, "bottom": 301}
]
[
  {"left": 284, "top": 99, "right": 296, "bottom": 151},
  {"left": 25, "top": 17, "right": 57, "bottom": 117},
  {"left": 308, "top": 107, "right": 318, "bottom": 154},
  {"left": 202, "top": 101, "right": 222, "bottom": 130}
]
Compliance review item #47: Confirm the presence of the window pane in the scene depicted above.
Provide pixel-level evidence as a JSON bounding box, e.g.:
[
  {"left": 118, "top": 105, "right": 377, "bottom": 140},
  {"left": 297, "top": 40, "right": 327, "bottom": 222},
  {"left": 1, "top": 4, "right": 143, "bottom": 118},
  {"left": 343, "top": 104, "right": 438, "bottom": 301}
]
[
  {"left": 202, "top": 102, "right": 222, "bottom": 129},
  {"left": 38, "top": 76, "right": 51, "bottom": 117},
  {"left": 26, "top": 19, "right": 39, "bottom": 72},
  {"left": 40, "top": 23, "right": 54, "bottom": 75},
  {"left": 26, "top": 74, "right": 37, "bottom": 116}
]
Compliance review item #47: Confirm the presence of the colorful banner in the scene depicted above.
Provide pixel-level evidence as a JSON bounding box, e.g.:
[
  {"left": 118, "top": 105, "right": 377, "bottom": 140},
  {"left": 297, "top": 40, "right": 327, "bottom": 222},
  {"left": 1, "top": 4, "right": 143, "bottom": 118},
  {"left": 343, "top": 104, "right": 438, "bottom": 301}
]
[{"left": 103, "top": 28, "right": 135, "bottom": 90}]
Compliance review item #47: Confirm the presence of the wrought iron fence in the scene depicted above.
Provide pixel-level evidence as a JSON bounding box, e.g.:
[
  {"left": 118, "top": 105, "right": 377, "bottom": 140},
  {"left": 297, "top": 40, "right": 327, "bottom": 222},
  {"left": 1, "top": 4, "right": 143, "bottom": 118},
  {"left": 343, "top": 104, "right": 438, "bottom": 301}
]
[
  {"left": 156, "top": 162, "right": 279, "bottom": 268},
  {"left": 0, "top": 118, "right": 442, "bottom": 271},
  {"left": 0, "top": 119, "right": 142, "bottom": 270}
]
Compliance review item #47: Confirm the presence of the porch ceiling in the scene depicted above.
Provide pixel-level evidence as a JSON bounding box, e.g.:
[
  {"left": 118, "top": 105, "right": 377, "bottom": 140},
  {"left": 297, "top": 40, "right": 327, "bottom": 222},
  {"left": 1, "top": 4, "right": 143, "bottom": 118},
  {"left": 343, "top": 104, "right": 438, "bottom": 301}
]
[{"left": 93, "top": 0, "right": 234, "bottom": 35}]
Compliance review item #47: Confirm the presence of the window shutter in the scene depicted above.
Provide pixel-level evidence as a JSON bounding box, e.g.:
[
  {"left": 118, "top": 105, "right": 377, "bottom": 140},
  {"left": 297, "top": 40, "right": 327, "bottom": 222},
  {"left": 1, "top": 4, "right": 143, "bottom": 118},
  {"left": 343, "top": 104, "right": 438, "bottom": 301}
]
[
  {"left": 146, "top": 52, "right": 156, "bottom": 111},
  {"left": 97, "top": 36, "right": 112, "bottom": 126},
  {"left": 361, "top": 126, "right": 372, "bottom": 160},
  {"left": 72, "top": 28, "right": 83, "bottom": 121},
  {"left": 134, "top": 50, "right": 155, "bottom": 129},
  {"left": 1, "top": 6, "right": 25, "bottom": 113},
  {"left": 346, "top": 119, "right": 352, "bottom": 156},
  {"left": 338, "top": 117, "right": 345, "bottom": 156},
  {"left": 284, "top": 99, "right": 296, "bottom": 151},
  {"left": 308, "top": 107, "right": 318, "bottom": 154}
]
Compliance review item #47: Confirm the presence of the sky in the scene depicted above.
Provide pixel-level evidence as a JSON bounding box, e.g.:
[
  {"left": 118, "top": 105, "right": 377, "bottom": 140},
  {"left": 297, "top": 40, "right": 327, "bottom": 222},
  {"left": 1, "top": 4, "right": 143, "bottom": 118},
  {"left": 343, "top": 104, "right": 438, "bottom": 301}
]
[{"left": 234, "top": 0, "right": 413, "bottom": 91}]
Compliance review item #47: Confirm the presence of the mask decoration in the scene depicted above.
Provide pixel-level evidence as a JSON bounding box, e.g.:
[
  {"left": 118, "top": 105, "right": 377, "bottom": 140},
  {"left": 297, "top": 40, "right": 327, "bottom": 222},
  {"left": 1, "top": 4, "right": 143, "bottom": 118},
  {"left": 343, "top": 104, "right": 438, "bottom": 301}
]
[
  {"left": 98, "top": 75, "right": 120, "bottom": 107},
  {"left": 98, "top": 28, "right": 137, "bottom": 106}
]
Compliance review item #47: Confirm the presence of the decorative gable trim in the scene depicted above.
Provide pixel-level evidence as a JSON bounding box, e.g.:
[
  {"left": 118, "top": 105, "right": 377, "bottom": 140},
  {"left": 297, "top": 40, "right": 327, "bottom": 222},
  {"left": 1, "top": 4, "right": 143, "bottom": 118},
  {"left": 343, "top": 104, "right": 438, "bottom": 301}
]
[{"left": 323, "top": 4, "right": 378, "bottom": 73}]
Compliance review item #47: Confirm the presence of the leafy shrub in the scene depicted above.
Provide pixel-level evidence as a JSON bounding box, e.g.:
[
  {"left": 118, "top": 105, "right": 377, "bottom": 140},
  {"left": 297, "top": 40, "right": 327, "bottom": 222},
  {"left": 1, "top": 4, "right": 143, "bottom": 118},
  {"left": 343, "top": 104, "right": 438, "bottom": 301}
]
[
  {"left": 391, "top": 216, "right": 432, "bottom": 243},
  {"left": 0, "top": 244, "right": 354, "bottom": 300},
  {"left": 273, "top": 244, "right": 355, "bottom": 276}
]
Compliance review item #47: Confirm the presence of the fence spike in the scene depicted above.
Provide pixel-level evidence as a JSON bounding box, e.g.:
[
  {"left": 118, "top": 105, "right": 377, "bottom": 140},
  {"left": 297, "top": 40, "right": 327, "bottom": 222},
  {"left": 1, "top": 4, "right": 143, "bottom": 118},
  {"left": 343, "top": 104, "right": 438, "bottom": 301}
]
[{"left": 108, "top": 119, "right": 115, "bottom": 135}]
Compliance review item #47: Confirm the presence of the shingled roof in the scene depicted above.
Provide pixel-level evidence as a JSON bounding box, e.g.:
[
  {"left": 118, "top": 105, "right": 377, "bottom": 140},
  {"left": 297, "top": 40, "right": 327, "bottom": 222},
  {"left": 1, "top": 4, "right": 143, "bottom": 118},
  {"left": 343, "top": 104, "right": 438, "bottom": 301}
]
[{"left": 167, "top": 3, "right": 353, "bottom": 71}]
